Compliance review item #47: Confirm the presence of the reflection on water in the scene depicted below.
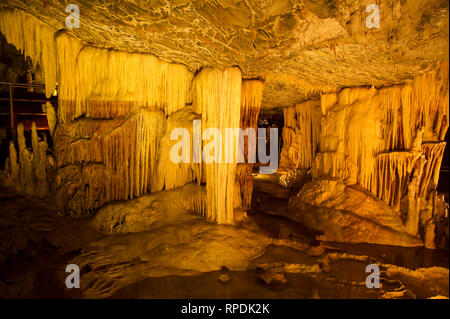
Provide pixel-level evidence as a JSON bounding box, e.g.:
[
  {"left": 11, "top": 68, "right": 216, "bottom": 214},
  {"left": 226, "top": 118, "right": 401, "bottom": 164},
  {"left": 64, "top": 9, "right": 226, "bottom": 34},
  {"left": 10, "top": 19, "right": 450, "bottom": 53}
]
[
  {"left": 322, "top": 242, "right": 448, "bottom": 270},
  {"left": 251, "top": 176, "right": 449, "bottom": 271}
]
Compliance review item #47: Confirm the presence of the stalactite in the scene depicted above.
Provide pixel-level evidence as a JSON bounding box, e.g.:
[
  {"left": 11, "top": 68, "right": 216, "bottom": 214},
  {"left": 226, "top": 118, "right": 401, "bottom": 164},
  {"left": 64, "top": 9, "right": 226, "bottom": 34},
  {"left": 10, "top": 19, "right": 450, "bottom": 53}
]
[
  {"left": 313, "top": 64, "right": 448, "bottom": 200},
  {"left": 54, "top": 109, "right": 165, "bottom": 214},
  {"left": 55, "top": 31, "right": 83, "bottom": 123},
  {"left": 238, "top": 79, "right": 264, "bottom": 210},
  {"left": 44, "top": 101, "right": 57, "bottom": 137},
  {"left": 281, "top": 64, "right": 448, "bottom": 246},
  {"left": 418, "top": 142, "right": 447, "bottom": 198},
  {"left": 279, "top": 107, "right": 298, "bottom": 171},
  {"left": 280, "top": 99, "right": 321, "bottom": 170},
  {"left": 152, "top": 107, "right": 202, "bottom": 192},
  {"left": 166, "top": 64, "right": 194, "bottom": 115},
  {"left": 50, "top": 30, "right": 196, "bottom": 214},
  {"left": 180, "top": 183, "right": 207, "bottom": 217},
  {"left": 402, "top": 60, "right": 449, "bottom": 145},
  {"left": 373, "top": 152, "right": 419, "bottom": 209},
  {"left": 194, "top": 67, "right": 242, "bottom": 224},
  {"left": 241, "top": 80, "right": 264, "bottom": 129},
  {"left": 0, "top": 8, "right": 57, "bottom": 98},
  {"left": 56, "top": 32, "right": 193, "bottom": 122},
  {"left": 236, "top": 164, "right": 254, "bottom": 210}
]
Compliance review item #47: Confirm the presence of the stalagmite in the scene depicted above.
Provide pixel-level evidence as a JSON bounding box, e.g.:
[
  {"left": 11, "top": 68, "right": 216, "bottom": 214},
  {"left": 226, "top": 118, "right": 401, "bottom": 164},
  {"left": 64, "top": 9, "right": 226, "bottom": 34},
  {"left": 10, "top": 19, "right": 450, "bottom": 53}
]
[
  {"left": 425, "top": 221, "right": 437, "bottom": 249},
  {"left": 405, "top": 159, "right": 424, "bottom": 236},
  {"left": 31, "top": 122, "right": 49, "bottom": 197},
  {"left": 419, "top": 142, "right": 447, "bottom": 198},
  {"left": 0, "top": 9, "right": 57, "bottom": 98},
  {"left": 2, "top": 122, "right": 52, "bottom": 198},
  {"left": 17, "top": 123, "right": 34, "bottom": 195},
  {"left": 194, "top": 67, "right": 242, "bottom": 224},
  {"left": 8, "top": 141, "right": 18, "bottom": 181}
]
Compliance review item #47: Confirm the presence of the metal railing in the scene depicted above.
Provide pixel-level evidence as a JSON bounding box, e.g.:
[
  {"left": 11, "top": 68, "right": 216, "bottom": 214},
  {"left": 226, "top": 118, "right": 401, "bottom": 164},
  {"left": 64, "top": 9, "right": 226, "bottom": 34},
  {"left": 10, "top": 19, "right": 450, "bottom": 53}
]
[{"left": 0, "top": 81, "right": 49, "bottom": 137}]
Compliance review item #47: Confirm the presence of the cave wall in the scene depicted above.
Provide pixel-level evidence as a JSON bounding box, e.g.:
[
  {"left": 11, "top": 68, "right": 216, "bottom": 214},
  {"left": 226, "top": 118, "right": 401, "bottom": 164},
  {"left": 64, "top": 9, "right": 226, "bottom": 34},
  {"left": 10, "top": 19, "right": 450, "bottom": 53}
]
[
  {"left": 0, "top": 9, "right": 56, "bottom": 98},
  {"left": 0, "top": 8, "right": 265, "bottom": 224},
  {"left": 280, "top": 61, "right": 449, "bottom": 244},
  {"left": 237, "top": 80, "right": 264, "bottom": 210}
]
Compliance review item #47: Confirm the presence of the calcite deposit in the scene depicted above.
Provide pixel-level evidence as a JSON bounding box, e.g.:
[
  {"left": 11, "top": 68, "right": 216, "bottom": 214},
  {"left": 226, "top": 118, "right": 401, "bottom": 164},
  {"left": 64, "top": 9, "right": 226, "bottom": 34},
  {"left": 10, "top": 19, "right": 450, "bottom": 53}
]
[
  {"left": 0, "top": 0, "right": 448, "bottom": 300},
  {"left": 288, "top": 178, "right": 423, "bottom": 247},
  {"left": 1, "top": 123, "right": 54, "bottom": 199},
  {"left": 280, "top": 63, "right": 449, "bottom": 247}
]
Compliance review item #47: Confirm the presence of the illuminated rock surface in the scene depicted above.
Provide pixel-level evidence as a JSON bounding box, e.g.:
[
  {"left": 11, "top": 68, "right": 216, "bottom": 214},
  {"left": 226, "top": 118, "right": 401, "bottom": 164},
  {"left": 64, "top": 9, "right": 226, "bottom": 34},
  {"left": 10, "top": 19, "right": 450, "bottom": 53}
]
[
  {"left": 0, "top": 0, "right": 448, "bottom": 300},
  {"left": 288, "top": 178, "right": 423, "bottom": 246},
  {"left": 0, "top": 187, "right": 448, "bottom": 299},
  {"left": 1, "top": 0, "right": 448, "bottom": 108}
]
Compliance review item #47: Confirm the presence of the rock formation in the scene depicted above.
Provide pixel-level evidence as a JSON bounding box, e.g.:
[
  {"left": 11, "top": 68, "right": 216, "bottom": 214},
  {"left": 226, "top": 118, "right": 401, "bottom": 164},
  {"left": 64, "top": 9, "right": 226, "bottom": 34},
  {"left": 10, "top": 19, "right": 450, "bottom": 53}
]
[
  {"left": 237, "top": 79, "right": 265, "bottom": 210},
  {"left": 0, "top": 9, "right": 276, "bottom": 224},
  {"left": 281, "top": 63, "right": 449, "bottom": 247},
  {"left": 0, "top": 2, "right": 449, "bottom": 301},
  {"left": 288, "top": 178, "right": 423, "bottom": 247},
  {"left": 0, "top": 4, "right": 448, "bottom": 244},
  {"left": 0, "top": 122, "right": 54, "bottom": 198},
  {"left": 0, "top": 8, "right": 56, "bottom": 98}
]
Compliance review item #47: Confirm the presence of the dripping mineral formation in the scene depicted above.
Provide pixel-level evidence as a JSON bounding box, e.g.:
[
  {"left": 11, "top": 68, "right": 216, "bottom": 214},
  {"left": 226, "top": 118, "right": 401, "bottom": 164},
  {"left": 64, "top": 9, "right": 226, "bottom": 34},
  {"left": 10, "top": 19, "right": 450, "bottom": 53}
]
[{"left": 0, "top": 1, "right": 448, "bottom": 300}]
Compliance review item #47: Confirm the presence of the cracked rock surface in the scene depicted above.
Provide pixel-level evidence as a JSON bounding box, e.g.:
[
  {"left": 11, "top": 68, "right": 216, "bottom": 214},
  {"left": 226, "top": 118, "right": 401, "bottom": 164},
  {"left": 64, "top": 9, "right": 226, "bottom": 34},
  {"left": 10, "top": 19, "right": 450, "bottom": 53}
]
[{"left": 1, "top": 0, "right": 448, "bottom": 108}]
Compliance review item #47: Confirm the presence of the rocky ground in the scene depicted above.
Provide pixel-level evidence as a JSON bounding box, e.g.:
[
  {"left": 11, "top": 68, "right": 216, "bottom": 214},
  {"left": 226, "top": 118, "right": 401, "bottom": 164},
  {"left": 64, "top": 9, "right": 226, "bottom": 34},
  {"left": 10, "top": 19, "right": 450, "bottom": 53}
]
[{"left": 0, "top": 180, "right": 448, "bottom": 299}]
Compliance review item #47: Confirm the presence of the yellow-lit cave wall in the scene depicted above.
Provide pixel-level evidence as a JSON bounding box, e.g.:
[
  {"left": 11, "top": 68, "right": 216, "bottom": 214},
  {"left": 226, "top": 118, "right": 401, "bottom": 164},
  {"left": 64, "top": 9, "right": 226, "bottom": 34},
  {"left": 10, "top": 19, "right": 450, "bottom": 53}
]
[
  {"left": 0, "top": 8, "right": 265, "bottom": 223},
  {"left": 281, "top": 62, "right": 449, "bottom": 240}
]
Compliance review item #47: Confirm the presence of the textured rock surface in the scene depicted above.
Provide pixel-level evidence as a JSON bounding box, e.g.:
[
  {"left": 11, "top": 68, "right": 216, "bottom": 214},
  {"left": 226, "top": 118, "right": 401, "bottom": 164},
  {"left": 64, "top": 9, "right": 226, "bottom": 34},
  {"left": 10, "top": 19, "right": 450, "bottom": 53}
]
[
  {"left": 279, "top": 168, "right": 309, "bottom": 188},
  {"left": 72, "top": 219, "right": 271, "bottom": 298},
  {"left": 280, "top": 66, "right": 448, "bottom": 247},
  {"left": 0, "top": 122, "right": 54, "bottom": 199},
  {"left": 53, "top": 109, "right": 165, "bottom": 215},
  {"left": 1, "top": 0, "right": 448, "bottom": 107},
  {"left": 92, "top": 184, "right": 201, "bottom": 234},
  {"left": 0, "top": 187, "right": 447, "bottom": 299},
  {"left": 287, "top": 178, "right": 423, "bottom": 247}
]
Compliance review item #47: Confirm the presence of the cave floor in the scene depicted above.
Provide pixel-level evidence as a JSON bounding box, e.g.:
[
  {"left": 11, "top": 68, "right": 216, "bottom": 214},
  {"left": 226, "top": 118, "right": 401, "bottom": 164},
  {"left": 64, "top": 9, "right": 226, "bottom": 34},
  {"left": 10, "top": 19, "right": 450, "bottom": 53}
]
[{"left": 0, "top": 182, "right": 448, "bottom": 299}]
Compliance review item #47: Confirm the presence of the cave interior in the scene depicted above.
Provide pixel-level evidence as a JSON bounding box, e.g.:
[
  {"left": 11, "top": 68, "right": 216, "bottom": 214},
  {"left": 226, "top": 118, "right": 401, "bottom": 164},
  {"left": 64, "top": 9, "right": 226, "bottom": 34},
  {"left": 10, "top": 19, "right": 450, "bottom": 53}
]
[{"left": 0, "top": 0, "right": 449, "bottom": 299}]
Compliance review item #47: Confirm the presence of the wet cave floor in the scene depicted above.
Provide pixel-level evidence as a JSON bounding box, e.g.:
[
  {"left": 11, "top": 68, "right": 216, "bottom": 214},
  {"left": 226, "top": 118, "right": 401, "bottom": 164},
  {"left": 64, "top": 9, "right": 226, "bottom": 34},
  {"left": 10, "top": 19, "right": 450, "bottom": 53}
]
[{"left": 0, "top": 177, "right": 448, "bottom": 299}]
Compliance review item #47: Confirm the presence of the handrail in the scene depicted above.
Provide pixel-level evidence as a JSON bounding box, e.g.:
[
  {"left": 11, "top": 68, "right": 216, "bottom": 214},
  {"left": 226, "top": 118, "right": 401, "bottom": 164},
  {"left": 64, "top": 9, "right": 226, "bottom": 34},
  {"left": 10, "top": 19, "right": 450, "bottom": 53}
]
[
  {"left": 0, "top": 98, "right": 47, "bottom": 103},
  {"left": 0, "top": 81, "right": 46, "bottom": 88},
  {"left": 0, "top": 113, "right": 46, "bottom": 116},
  {"left": 9, "top": 83, "right": 14, "bottom": 138},
  {"left": 0, "top": 82, "right": 54, "bottom": 137}
]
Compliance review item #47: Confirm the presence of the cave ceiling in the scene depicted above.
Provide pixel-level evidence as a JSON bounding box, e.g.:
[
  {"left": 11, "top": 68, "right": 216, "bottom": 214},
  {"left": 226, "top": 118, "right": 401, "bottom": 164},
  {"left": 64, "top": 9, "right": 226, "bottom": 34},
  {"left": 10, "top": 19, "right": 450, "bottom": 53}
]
[{"left": 1, "top": 0, "right": 449, "bottom": 108}]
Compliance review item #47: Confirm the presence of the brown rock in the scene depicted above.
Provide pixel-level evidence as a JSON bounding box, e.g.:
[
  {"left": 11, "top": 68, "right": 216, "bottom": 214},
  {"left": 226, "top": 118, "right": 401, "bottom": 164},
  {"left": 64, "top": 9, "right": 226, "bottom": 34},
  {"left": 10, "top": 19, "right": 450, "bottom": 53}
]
[
  {"left": 260, "top": 272, "right": 287, "bottom": 285},
  {"left": 287, "top": 178, "right": 423, "bottom": 247},
  {"left": 218, "top": 274, "right": 230, "bottom": 283}
]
